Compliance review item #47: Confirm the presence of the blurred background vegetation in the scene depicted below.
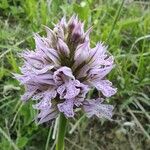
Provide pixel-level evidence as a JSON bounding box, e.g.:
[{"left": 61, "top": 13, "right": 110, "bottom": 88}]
[{"left": 0, "top": 0, "right": 150, "bottom": 149}]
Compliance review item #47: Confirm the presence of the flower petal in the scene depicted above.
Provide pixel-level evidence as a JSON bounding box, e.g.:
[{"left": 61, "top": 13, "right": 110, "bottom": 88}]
[
  {"left": 57, "top": 99, "right": 74, "bottom": 117},
  {"left": 53, "top": 66, "right": 75, "bottom": 84},
  {"left": 64, "top": 80, "right": 80, "bottom": 99},
  {"left": 83, "top": 98, "right": 114, "bottom": 120},
  {"left": 37, "top": 105, "right": 58, "bottom": 124},
  {"left": 73, "top": 42, "right": 90, "bottom": 70},
  {"left": 21, "top": 90, "right": 36, "bottom": 101},
  {"left": 88, "top": 65, "right": 115, "bottom": 80},
  {"left": 92, "top": 80, "right": 117, "bottom": 97},
  {"left": 57, "top": 38, "right": 70, "bottom": 56}
]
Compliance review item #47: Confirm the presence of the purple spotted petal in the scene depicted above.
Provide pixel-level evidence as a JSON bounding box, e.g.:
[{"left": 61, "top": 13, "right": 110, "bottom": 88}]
[
  {"left": 57, "top": 99, "right": 74, "bottom": 117},
  {"left": 74, "top": 83, "right": 89, "bottom": 107},
  {"left": 91, "top": 80, "right": 117, "bottom": 97},
  {"left": 61, "top": 80, "right": 80, "bottom": 99},
  {"left": 83, "top": 98, "right": 114, "bottom": 120},
  {"left": 37, "top": 104, "right": 58, "bottom": 124},
  {"left": 88, "top": 65, "right": 115, "bottom": 80},
  {"left": 53, "top": 66, "right": 75, "bottom": 85}
]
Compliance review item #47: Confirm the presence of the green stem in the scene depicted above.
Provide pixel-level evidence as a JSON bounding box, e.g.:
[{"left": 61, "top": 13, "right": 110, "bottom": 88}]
[{"left": 56, "top": 113, "right": 67, "bottom": 150}]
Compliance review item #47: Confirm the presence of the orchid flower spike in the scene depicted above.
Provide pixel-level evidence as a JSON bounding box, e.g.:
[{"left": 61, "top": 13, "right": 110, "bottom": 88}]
[{"left": 14, "top": 15, "right": 117, "bottom": 124}]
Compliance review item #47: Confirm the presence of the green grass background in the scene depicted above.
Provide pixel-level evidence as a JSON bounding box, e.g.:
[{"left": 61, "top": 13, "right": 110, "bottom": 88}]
[{"left": 0, "top": 0, "right": 150, "bottom": 149}]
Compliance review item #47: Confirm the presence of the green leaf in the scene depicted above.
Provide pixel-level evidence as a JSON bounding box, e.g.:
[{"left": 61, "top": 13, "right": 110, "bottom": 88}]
[
  {"left": 73, "top": 2, "right": 90, "bottom": 21},
  {"left": 0, "top": 0, "right": 9, "bottom": 9},
  {"left": 17, "top": 137, "right": 28, "bottom": 148}
]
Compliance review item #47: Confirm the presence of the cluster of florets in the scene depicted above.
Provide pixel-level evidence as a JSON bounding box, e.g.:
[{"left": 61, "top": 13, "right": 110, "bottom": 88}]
[{"left": 14, "top": 16, "right": 117, "bottom": 124}]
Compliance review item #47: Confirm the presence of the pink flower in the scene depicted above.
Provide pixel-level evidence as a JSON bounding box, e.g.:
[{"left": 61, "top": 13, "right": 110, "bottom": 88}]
[{"left": 14, "top": 15, "right": 117, "bottom": 124}]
